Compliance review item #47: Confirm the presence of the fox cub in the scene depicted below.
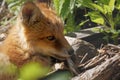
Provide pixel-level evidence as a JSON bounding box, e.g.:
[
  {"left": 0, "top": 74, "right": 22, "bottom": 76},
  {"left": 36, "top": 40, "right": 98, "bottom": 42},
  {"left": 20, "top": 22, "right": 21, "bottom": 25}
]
[{"left": 0, "top": 0, "right": 75, "bottom": 69}]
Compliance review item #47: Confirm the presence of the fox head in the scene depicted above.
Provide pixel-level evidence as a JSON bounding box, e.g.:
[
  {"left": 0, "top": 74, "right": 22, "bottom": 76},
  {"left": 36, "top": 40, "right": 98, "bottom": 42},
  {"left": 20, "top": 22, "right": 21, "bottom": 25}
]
[{"left": 17, "top": 1, "right": 74, "bottom": 61}]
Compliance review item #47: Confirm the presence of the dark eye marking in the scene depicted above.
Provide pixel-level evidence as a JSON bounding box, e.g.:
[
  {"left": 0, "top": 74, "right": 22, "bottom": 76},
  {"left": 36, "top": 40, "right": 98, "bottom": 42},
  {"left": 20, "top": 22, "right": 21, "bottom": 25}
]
[{"left": 47, "top": 36, "right": 56, "bottom": 41}]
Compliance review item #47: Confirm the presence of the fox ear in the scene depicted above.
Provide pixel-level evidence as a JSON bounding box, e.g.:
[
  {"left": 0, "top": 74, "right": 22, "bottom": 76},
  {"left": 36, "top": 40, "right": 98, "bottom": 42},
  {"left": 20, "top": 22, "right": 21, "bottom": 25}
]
[{"left": 21, "top": 2, "right": 43, "bottom": 24}]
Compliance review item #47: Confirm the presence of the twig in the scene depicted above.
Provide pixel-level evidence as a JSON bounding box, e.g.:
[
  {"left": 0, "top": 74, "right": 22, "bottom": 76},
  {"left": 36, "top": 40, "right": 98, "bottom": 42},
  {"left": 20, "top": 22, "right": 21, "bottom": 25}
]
[
  {"left": 79, "top": 53, "right": 88, "bottom": 64},
  {"left": 108, "top": 44, "right": 120, "bottom": 49},
  {"left": 84, "top": 55, "right": 106, "bottom": 70},
  {"left": 0, "top": 0, "right": 5, "bottom": 13}
]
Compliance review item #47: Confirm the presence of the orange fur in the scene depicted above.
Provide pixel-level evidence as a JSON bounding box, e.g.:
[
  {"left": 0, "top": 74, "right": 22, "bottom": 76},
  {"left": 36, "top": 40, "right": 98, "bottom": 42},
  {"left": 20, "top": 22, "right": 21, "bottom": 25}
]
[{"left": 0, "top": 1, "right": 72, "bottom": 67}]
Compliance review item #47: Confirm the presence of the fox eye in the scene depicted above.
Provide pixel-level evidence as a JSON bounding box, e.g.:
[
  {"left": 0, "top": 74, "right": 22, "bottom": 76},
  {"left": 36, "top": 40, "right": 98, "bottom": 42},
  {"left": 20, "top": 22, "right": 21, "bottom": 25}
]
[{"left": 47, "top": 36, "right": 56, "bottom": 41}]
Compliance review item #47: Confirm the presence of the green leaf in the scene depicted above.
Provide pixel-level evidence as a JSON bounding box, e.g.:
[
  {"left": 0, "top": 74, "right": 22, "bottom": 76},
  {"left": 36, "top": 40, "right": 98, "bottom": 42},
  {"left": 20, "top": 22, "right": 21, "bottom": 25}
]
[
  {"left": 88, "top": 12, "right": 104, "bottom": 25},
  {"left": 116, "top": 0, "right": 120, "bottom": 10},
  {"left": 77, "top": 0, "right": 93, "bottom": 9},
  {"left": 103, "top": 5, "right": 112, "bottom": 14},
  {"left": 19, "top": 62, "right": 50, "bottom": 80},
  {"left": 98, "top": 0, "right": 110, "bottom": 5},
  {"left": 53, "top": 0, "right": 60, "bottom": 15},
  {"left": 76, "top": 0, "right": 82, "bottom": 8},
  {"left": 114, "top": 13, "right": 120, "bottom": 26},
  {"left": 77, "top": 0, "right": 92, "bottom": 5},
  {"left": 64, "top": 13, "right": 75, "bottom": 33},
  {"left": 60, "top": 0, "right": 71, "bottom": 20},
  {"left": 42, "top": 71, "right": 72, "bottom": 80},
  {"left": 89, "top": 3, "right": 104, "bottom": 13},
  {"left": 76, "top": 19, "right": 89, "bottom": 30},
  {"left": 118, "top": 30, "right": 120, "bottom": 34},
  {"left": 70, "top": 0, "right": 76, "bottom": 11},
  {"left": 59, "top": 0, "right": 65, "bottom": 15},
  {"left": 109, "top": 0, "right": 115, "bottom": 12},
  {"left": 92, "top": 27, "right": 102, "bottom": 33}
]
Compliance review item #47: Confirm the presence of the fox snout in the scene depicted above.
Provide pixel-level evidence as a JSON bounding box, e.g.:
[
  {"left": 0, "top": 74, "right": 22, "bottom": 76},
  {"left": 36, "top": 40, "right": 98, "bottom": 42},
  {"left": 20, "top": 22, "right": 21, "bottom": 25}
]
[{"left": 52, "top": 47, "right": 74, "bottom": 61}]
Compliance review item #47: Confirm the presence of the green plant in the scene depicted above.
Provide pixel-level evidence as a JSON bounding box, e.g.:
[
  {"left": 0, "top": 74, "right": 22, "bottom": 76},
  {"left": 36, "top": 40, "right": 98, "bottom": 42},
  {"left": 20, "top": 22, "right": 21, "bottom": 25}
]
[
  {"left": 6, "top": 0, "right": 32, "bottom": 15},
  {"left": 77, "top": 0, "right": 120, "bottom": 44},
  {"left": 53, "top": 0, "right": 85, "bottom": 34},
  {"left": 1, "top": 0, "right": 35, "bottom": 27},
  {"left": 18, "top": 62, "right": 50, "bottom": 80},
  {"left": 0, "top": 0, "right": 25, "bottom": 26}
]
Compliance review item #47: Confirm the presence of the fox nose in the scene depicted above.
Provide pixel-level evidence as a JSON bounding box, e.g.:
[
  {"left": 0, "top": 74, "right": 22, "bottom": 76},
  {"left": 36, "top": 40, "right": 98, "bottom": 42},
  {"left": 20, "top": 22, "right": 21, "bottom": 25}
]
[{"left": 68, "top": 48, "right": 76, "bottom": 63}]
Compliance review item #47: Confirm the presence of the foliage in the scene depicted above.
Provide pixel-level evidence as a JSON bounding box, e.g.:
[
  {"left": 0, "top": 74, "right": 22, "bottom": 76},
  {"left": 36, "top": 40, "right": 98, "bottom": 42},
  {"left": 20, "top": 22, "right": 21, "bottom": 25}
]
[
  {"left": 6, "top": 0, "right": 25, "bottom": 15},
  {"left": 18, "top": 62, "right": 50, "bottom": 80},
  {"left": 4, "top": 0, "right": 84, "bottom": 34},
  {"left": 77, "top": 0, "right": 120, "bottom": 44},
  {"left": 0, "top": 0, "right": 25, "bottom": 26},
  {"left": 53, "top": 0, "right": 85, "bottom": 34},
  {"left": 42, "top": 70, "right": 72, "bottom": 80}
]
